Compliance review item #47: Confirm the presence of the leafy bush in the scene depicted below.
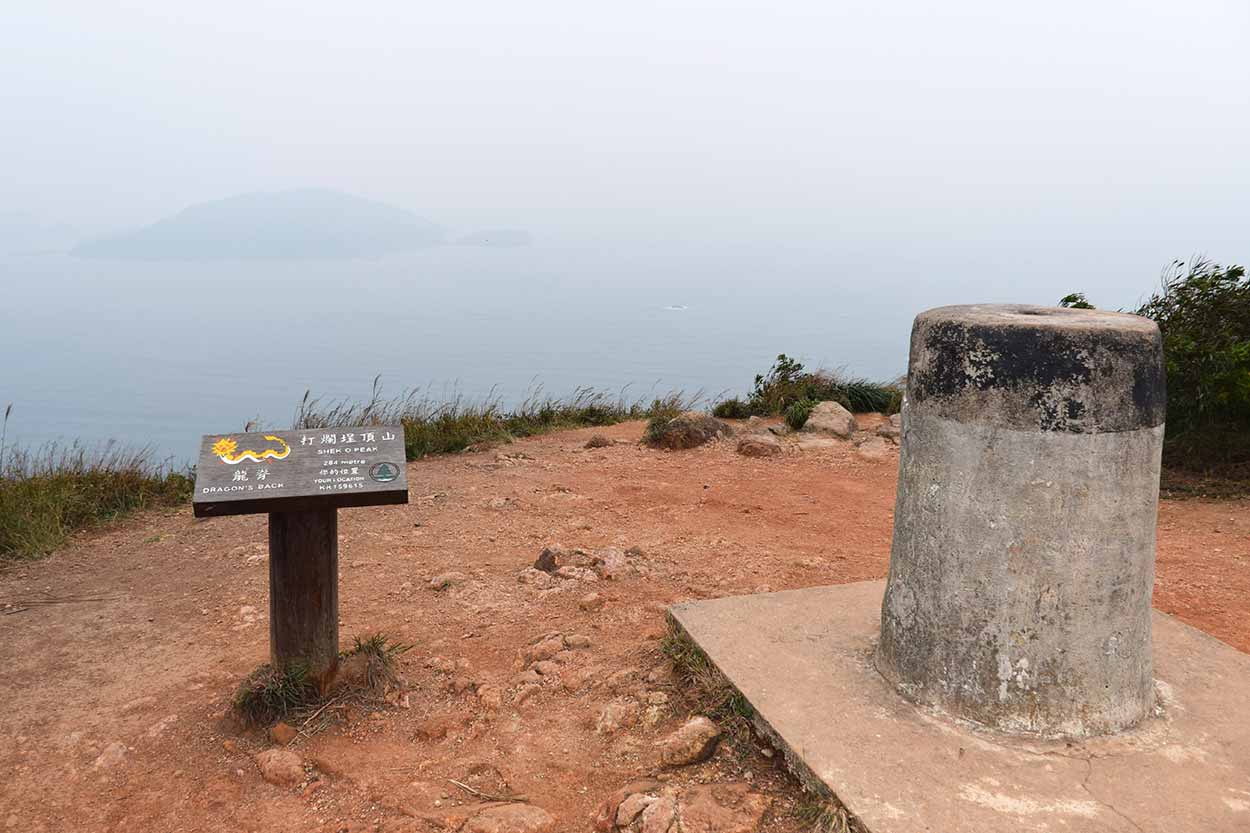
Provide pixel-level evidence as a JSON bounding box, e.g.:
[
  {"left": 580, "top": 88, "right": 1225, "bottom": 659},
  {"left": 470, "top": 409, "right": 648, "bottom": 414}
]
[
  {"left": 712, "top": 398, "right": 752, "bottom": 419},
  {"left": 1137, "top": 259, "right": 1250, "bottom": 474},
  {"left": 745, "top": 354, "right": 901, "bottom": 416},
  {"left": 785, "top": 399, "right": 815, "bottom": 430},
  {"left": 1059, "top": 258, "right": 1250, "bottom": 486}
]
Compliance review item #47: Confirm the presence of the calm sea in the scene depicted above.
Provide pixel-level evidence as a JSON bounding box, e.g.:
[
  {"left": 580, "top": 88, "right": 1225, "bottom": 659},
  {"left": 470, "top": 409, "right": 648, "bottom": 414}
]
[{"left": 1, "top": 242, "right": 1003, "bottom": 462}]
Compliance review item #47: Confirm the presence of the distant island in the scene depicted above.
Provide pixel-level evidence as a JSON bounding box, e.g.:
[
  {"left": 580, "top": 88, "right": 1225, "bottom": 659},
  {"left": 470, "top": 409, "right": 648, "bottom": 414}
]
[{"left": 73, "top": 189, "right": 446, "bottom": 260}]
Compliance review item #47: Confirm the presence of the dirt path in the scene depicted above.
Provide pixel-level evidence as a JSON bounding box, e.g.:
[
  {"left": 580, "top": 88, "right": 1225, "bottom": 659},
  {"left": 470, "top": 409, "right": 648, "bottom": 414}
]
[{"left": 1, "top": 418, "right": 1246, "bottom": 833}]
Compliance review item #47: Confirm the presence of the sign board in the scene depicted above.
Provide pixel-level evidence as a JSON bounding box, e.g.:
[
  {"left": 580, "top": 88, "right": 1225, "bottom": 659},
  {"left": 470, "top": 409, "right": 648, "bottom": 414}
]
[{"left": 192, "top": 425, "right": 408, "bottom": 517}]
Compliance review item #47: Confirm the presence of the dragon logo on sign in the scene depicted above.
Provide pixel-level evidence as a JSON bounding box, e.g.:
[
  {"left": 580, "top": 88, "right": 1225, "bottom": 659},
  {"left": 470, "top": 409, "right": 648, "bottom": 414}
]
[{"left": 211, "top": 435, "right": 292, "bottom": 465}]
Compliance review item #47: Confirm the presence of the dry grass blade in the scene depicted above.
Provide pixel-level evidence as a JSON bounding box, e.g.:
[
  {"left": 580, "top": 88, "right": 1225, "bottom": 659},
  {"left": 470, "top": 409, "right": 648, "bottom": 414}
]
[{"left": 447, "top": 779, "right": 528, "bottom": 803}]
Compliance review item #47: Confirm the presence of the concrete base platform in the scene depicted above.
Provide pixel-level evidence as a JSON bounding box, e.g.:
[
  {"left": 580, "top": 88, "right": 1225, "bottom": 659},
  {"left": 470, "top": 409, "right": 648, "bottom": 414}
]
[{"left": 668, "top": 581, "right": 1250, "bottom": 833}]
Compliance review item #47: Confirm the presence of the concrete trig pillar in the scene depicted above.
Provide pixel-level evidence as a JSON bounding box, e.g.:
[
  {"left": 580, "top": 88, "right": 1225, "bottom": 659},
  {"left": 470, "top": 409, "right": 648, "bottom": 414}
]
[{"left": 876, "top": 304, "right": 1166, "bottom": 737}]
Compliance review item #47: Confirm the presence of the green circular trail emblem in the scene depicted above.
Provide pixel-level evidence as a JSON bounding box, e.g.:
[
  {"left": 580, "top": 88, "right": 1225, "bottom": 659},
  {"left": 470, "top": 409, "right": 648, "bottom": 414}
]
[{"left": 369, "top": 462, "right": 399, "bottom": 483}]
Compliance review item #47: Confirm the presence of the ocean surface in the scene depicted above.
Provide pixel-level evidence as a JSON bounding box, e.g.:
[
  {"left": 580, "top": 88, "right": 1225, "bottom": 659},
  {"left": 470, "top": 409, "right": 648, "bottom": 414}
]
[{"left": 0, "top": 242, "right": 1047, "bottom": 462}]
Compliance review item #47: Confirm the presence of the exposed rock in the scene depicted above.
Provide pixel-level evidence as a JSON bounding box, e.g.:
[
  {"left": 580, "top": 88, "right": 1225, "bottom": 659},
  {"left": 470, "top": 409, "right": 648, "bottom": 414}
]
[
  {"left": 565, "top": 634, "right": 593, "bottom": 649},
  {"left": 476, "top": 684, "right": 503, "bottom": 711},
  {"left": 254, "top": 748, "right": 304, "bottom": 786},
  {"left": 736, "top": 435, "right": 782, "bottom": 458},
  {"left": 617, "top": 793, "right": 658, "bottom": 826},
  {"left": 639, "top": 794, "right": 678, "bottom": 833},
  {"left": 556, "top": 566, "right": 599, "bottom": 582},
  {"left": 802, "top": 401, "right": 855, "bottom": 438},
  {"left": 592, "top": 780, "right": 662, "bottom": 832},
  {"left": 593, "top": 548, "right": 630, "bottom": 579},
  {"left": 766, "top": 424, "right": 791, "bottom": 437},
  {"left": 646, "top": 412, "right": 733, "bottom": 450},
  {"left": 268, "top": 721, "right": 298, "bottom": 746},
  {"left": 855, "top": 436, "right": 892, "bottom": 460},
  {"left": 523, "top": 634, "right": 568, "bottom": 665},
  {"left": 464, "top": 803, "right": 556, "bottom": 833},
  {"left": 676, "top": 783, "right": 770, "bottom": 833},
  {"left": 596, "top": 699, "right": 640, "bottom": 734},
  {"left": 531, "top": 660, "right": 561, "bottom": 676},
  {"left": 796, "top": 436, "right": 840, "bottom": 452},
  {"left": 429, "top": 572, "right": 468, "bottom": 591},
  {"left": 517, "top": 568, "right": 557, "bottom": 589},
  {"left": 534, "top": 546, "right": 564, "bottom": 573},
  {"left": 876, "top": 414, "right": 901, "bottom": 441},
  {"left": 625, "top": 546, "right": 645, "bottom": 558},
  {"left": 515, "top": 669, "right": 542, "bottom": 686},
  {"left": 585, "top": 435, "right": 614, "bottom": 449},
  {"left": 92, "top": 741, "right": 128, "bottom": 769},
  {"left": 660, "top": 716, "right": 721, "bottom": 766},
  {"left": 579, "top": 592, "right": 605, "bottom": 611}
]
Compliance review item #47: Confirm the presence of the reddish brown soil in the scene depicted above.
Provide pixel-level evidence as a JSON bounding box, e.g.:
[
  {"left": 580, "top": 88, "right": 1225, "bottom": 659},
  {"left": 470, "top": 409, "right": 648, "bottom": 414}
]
[{"left": 1, "top": 418, "right": 1246, "bottom": 833}]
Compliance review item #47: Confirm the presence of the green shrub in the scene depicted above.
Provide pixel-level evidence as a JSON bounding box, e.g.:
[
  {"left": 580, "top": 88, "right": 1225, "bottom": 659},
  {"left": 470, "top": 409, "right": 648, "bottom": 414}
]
[
  {"left": 1137, "top": 259, "right": 1250, "bottom": 474},
  {"left": 744, "top": 354, "right": 902, "bottom": 416},
  {"left": 712, "top": 398, "right": 752, "bottom": 419},
  {"left": 785, "top": 399, "right": 815, "bottom": 430}
]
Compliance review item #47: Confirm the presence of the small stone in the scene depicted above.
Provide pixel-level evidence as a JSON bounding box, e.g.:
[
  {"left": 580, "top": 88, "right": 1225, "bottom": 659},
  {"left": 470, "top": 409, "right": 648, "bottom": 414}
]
[
  {"left": 515, "top": 669, "right": 543, "bottom": 685},
  {"left": 646, "top": 412, "right": 734, "bottom": 450},
  {"left": 463, "top": 803, "right": 556, "bottom": 833},
  {"left": 522, "top": 634, "right": 567, "bottom": 665},
  {"left": 585, "top": 435, "right": 613, "bottom": 449},
  {"left": 736, "top": 435, "right": 782, "bottom": 457},
  {"left": 254, "top": 748, "right": 304, "bottom": 786},
  {"left": 625, "top": 546, "right": 645, "bottom": 558},
  {"left": 616, "top": 793, "right": 658, "bottom": 826},
  {"left": 476, "top": 684, "right": 503, "bottom": 711},
  {"left": 579, "top": 592, "right": 605, "bottom": 611},
  {"left": 92, "top": 741, "right": 127, "bottom": 769},
  {"left": 532, "top": 660, "right": 561, "bottom": 676},
  {"left": 802, "top": 400, "right": 856, "bottom": 438},
  {"left": 660, "top": 716, "right": 721, "bottom": 766},
  {"left": 429, "top": 572, "right": 468, "bottom": 591},
  {"left": 269, "top": 722, "right": 298, "bottom": 746},
  {"left": 593, "top": 548, "right": 631, "bottom": 580},
  {"left": 517, "top": 568, "right": 557, "bottom": 589},
  {"left": 596, "top": 699, "right": 640, "bottom": 734},
  {"left": 556, "top": 566, "right": 599, "bottom": 582},
  {"left": 565, "top": 634, "right": 592, "bottom": 649},
  {"left": 639, "top": 794, "right": 677, "bottom": 833},
  {"left": 517, "top": 684, "right": 542, "bottom": 705},
  {"left": 592, "top": 780, "right": 663, "bottom": 832},
  {"left": 534, "top": 546, "right": 564, "bottom": 573}
]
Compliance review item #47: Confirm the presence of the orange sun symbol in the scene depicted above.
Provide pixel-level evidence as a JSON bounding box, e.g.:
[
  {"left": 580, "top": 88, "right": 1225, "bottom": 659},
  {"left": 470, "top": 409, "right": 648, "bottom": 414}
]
[{"left": 211, "top": 437, "right": 238, "bottom": 458}]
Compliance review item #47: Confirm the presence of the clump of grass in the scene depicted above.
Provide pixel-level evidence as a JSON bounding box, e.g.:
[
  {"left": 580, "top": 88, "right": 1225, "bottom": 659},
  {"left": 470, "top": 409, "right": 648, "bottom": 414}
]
[
  {"left": 296, "top": 378, "right": 695, "bottom": 461},
  {"left": 233, "top": 663, "right": 321, "bottom": 728},
  {"left": 340, "top": 632, "right": 413, "bottom": 690},
  {"left": 0, "top": 411, "right": 192, "bottom": 561},
  {"left": 785, "top": 399, "right": 816, "bottom": 430},
  {"left": 233, "top": 633, "right": 412, "bottom": 729},
  {"left": 712, "top": 398, "right": 752, "bottom": 419},
  {"left": 661, "top": 618, "right": 755, "bottom": 746},
  {"left": 795, "top": 799, "right": 866, "bottom": 833}
]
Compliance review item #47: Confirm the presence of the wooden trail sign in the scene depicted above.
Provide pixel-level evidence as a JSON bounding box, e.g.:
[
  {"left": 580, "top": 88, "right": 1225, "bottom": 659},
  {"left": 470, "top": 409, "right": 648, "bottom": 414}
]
[
  {"left": 192, "top": 426, "right": 408, "bottom": 517},
  {"left": 192, "top": 426, "right": 409, "bottom": 684}
]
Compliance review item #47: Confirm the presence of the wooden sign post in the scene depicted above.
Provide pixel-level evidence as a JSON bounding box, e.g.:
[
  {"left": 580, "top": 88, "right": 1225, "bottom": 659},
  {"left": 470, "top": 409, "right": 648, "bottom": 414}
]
[{"left": 192, "top": 426, "right": 408, "bottom": 685}]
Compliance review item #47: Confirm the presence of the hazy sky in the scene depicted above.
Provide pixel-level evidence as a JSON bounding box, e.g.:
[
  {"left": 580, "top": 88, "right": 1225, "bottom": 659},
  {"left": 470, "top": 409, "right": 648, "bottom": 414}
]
[{"left": 5, "top": 1, "right": 1248, "bottom": 290}]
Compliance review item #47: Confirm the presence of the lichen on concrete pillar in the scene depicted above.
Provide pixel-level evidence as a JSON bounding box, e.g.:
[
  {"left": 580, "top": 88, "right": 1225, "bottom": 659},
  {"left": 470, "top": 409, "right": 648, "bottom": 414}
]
[{"left": 875, "top": 304, "right": 1167, "bottom": 737}]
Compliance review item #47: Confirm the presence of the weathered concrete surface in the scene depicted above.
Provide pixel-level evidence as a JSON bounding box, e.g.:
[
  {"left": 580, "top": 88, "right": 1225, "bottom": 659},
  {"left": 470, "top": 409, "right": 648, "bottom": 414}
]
[
  {"left": 669, "top": 582, "right": 1250, "bottom": 833},
  {"left": 878, "top": 304, "right": 1166, "bottom": 736}
]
